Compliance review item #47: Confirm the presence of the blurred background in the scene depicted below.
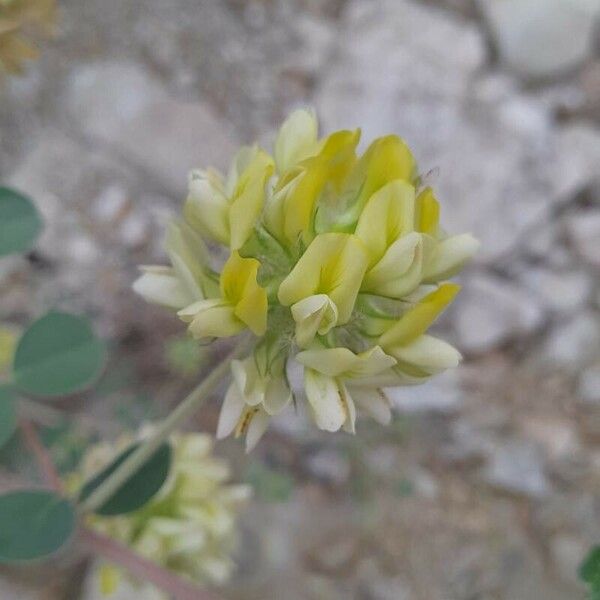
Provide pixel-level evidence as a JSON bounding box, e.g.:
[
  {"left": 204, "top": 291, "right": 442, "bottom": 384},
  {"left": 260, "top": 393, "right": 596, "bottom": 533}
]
[{"left": 1, "top": 0, "right": 599, "bottom": 598}]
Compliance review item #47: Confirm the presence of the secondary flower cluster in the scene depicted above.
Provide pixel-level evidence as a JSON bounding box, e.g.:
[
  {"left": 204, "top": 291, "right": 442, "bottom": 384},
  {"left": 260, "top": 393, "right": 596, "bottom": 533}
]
[
  {"left": 135, "top": 109, "right": 479, "bottom": 450},
  {"left": 0, "top": 0, "right": 55, "bottom": 75},
  {"left": 78, "top": 431, "right": 250, "bottom": 596}
]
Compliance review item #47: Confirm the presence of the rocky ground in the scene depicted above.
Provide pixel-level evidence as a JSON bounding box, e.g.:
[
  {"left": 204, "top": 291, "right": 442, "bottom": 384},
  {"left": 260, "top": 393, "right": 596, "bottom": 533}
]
[{"left": 0, "top": 0, "right": 599, "bottom": 598}]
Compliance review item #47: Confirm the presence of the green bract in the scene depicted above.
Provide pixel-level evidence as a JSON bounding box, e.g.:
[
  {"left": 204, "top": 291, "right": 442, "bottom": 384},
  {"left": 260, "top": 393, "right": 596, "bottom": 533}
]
[
  {"left": 0, "top": 186, "right": 42, "bottom": 256},
  {"left": 79, "top": 442, "right": 171, "bottom": 516},
  {"left": 13, "top": 312, "right": 107, "bottom": 397},
  {"left": 0, "top": 490, "right": 76, "bottom": 563}
]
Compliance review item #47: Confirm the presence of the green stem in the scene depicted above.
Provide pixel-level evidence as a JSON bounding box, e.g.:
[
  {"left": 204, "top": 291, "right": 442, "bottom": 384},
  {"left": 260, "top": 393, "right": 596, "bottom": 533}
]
[{"left": 79, "top": 339, "right": 251, "bottom": 514}]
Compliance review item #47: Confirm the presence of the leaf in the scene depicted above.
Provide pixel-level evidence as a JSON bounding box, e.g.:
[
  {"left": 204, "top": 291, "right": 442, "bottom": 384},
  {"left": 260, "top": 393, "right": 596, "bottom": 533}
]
[
  {"left": 79, "top": 442, "right": 171, "bottom": 515},
  {"left": 0, "top": 187, "right": 43, "bottom": 256},
  {"left": 0, "top": 386, "right": 17, "bottom": 449},
  {"left": 13, "top": 312, "right": 107, "bottom": 398},
  {"left": 0, "top": 490, "right": 75, "bottom": 563},
  {"left": 580, "top": 546, "right": 600, "bottom": 587}
]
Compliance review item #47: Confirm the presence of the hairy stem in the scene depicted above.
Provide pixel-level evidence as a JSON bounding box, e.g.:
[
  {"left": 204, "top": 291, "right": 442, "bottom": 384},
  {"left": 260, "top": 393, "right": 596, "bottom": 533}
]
[{"left": 79, "top": 339, "right": 250, "bottom": 514}]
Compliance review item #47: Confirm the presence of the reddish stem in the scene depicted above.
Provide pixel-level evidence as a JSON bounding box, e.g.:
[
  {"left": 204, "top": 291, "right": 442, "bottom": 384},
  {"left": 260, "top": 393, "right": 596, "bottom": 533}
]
[
  {"left": 19, "top": 419, "right": 63, "bottom": 492},
  {"left": 81, "top": 528, "right": 220, "bottom": 600}
]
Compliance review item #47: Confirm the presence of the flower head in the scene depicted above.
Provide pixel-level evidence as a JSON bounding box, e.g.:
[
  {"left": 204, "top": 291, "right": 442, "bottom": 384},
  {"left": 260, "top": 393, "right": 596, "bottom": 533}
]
[
  {"left": 77, "top": 431, "right": 251, "bottom": 596},
  {"left": 0, "top": 0, "right": 55, "bottom": 76},
  {"left": 134, "top": 109, "right": 479, "bottom": 449}
]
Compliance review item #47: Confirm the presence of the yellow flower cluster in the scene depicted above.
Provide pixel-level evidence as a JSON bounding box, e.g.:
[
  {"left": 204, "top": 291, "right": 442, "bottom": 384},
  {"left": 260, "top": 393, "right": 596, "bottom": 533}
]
[
  {"left": 0, "top": 0, "right": 55, "bottom": 76},
  {"left": 134, "top": 109, "right": 479, "bottom": 450},
  {"left": 80, "top": 432, "right": 251, "bottom": 595}
]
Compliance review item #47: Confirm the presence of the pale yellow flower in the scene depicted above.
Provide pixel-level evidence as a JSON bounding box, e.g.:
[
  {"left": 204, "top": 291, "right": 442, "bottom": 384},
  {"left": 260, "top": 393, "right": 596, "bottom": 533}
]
[
  {"left": 185, "top": 147, "right": 274, "bottom": 250},
  {"left": 135, "top": 108, "right": 478, "bottom": 447},
  {"left": 217, "top": 343, "right": 292, "bottom": 451},
  {"left": 80, "top": 431, "right": 251, "bottom": 595},
  {"left": 177, "top": 251, "right": 267, "bottom": 339}
]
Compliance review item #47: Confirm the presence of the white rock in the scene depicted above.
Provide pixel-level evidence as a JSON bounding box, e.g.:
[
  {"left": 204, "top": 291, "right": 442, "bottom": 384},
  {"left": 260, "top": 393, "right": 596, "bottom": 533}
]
[
  {"left": 565, "top": 210, "right": 600, "bottom": 268},
  {"left": 66, "top": 61, "right": 238, "bottom": 192},
  {"left": 306, "top": 448, "right": 350, "bottom": 485},
  {"left": 523, "top": 267, "right": 592, "bottom": 314},
  {"left": 112, "top": 100, "right": 239, "bottom": 193},
  {"left": 520, "top": 416, "right": 580, "bottom": 460},
  {"left": 119, "top": 212, "right": 151, "bottom": 249},
  {"left": 578, "top": 363, "right": 600, "bottom": 404},
  {"left": 66, "top": 234, "right": 100, "bottom": 265},
  {"left": 453, "top": 273, "right": 545, "bottom": 353},
  {"left": 541, "top": 312, "right": 600, "bottom": 371},
  {"left": 92, "top": 185, "right": 130, "bottom": 224},
  {"left": 386, "top": 370, "right": 463, "bottom": 414},
  {"left": 478, "top": 0, "right": 600, "bottom": 78},
  {"left": 555, "top": 124, "right": 600, "bottom": 199},
  {"left": 67, "top": 61, "right": 167, "bottom": 137},
  {"left": 482, "top": 440, "right": 550, "bottom": 498},
  {"left": 315, "top": 0, "right": 563, "bottom": 262}
]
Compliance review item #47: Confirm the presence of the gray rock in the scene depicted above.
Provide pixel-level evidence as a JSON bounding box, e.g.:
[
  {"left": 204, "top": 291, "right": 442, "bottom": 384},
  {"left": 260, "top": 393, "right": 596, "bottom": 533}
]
[
  {"left": 520, "top": 416, "right": 581, "bottom": 461},
  {"left": 66, "top": 61, "right": 238, "bottom": 192},
  {"left": 482, "top": 440, "right": 551, "bottom": 498},
  {"left": 565, "top": 209, "right": 600, "bottom": 269},
  {"left": 478, "top": 0, "right": 600, "bottom": 78},
  {"left": 91, "top": 185, "right": 131, "bottom": 224},
  {"left": 555, "top": 124, "right": 600, "bottom": 199},
  {"left": 578, "top": 363, "right": 600, "bottom": 404},
  {"left": 306, "top": 448, "right": 351, "bottom": 485},
  {"left": 523, "top": 267, "right": 592, "bottom": 314},
  {"left": 316, "top": 0, "right": 564, "bottom": 262},
  {"left": 541, "top": 312, "right": 600, "bottom": 371},
  {"left": 453, "top": 273, "right": 545, "bottom": 353},
  {"left": 363, "top": 576, "right": 415, "bottom": 600},
  {"left": 66, "top": 61, "right": 167, "bottom": 140}
]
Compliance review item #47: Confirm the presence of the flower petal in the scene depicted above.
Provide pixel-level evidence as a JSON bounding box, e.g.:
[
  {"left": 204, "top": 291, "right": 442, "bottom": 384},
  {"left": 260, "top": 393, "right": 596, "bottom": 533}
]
[
  {"left": 361, "top": 232, "right": 423, "bottom": 297},
  {"left": 263, "top": 373, "right": 293, "bottom": 415},
  {"left": 165, "top": 220, "right": 212, "bottom": 301},
  {"left": 296, "top": 345, "right": 396, "bottom": 379},
  {"left": 133, "top": 267, "right": 192, "bottom": 309},
  {"left": 350, "top": 387, "right": 391, "bottom": 425},
  {"left": 424, "top": 233, "right": 480, "bottom": 282},
  {"left": 278, "top": 233, "right": 369, "bottom": 324},
  {"left": 245, "top": 409, "right": 270, "bottom": 452},
  {"left": 415, "top": 187, "right": 439, "bottom": 236},
  {"left": 274, "top": 108, "right": 319, "bottom": 173},
  {"left": 379, "top": 283, "right": 460, "bottom": 348},
  {"left": 217, "top": 383, "right": 245, "bottom": 439},
  {"left": 178, "top": 299, "right": 244, "bottom": 339},
  {"left": 304, "top": 369, "right": 347, "bottom": 432},
  {"left": 388, "top": 334, "right": 462, "bottom": 375},
  {"left": 291, "top": 294, "right": 338, "bottom": 348},
  {"left": 185, "top": 168, "right": 229, "bottom": 244},
  {"left": 229, "top": 150, "right": 274, "bottom": 250},
  {"left": 355, "top": 180, "right": 416, "bottom": 268}
]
